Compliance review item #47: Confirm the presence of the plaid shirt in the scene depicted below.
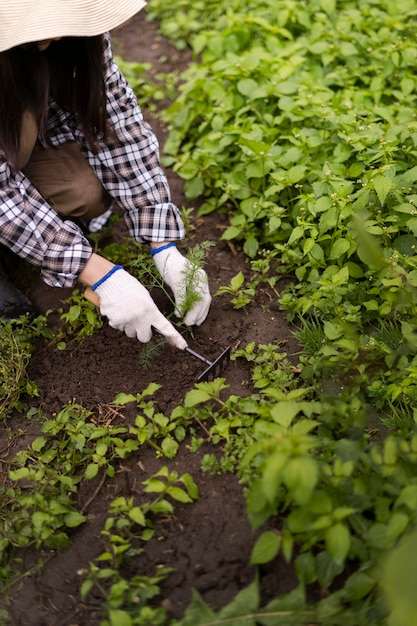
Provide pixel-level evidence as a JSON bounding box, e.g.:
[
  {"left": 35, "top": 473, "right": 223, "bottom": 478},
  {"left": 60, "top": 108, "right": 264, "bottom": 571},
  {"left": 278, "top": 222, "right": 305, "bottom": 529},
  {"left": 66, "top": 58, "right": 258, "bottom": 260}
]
[{"left": 0, "top": 34, "right": 185, "bottom": 288}]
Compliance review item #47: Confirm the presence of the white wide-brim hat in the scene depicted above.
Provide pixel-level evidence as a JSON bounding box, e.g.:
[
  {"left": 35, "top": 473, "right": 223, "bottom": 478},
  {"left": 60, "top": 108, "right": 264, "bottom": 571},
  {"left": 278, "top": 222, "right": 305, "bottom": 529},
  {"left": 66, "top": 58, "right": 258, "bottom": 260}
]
[{"left": 0, "top": 0, "right": 147, "bottom": 53}]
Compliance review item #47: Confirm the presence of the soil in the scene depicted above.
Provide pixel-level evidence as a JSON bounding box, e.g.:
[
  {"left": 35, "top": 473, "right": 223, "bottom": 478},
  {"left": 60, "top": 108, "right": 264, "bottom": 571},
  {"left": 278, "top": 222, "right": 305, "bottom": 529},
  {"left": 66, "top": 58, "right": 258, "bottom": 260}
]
[{"left": 1, "top": 12, "right": 301, "bottom": 625}]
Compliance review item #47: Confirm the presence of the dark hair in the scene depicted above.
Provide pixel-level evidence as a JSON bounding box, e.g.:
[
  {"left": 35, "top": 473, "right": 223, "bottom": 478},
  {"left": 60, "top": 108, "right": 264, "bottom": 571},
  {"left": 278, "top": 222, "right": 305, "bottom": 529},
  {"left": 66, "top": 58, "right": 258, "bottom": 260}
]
[{"left": 0, "top": 35, "right": 109, "bottom": 169}]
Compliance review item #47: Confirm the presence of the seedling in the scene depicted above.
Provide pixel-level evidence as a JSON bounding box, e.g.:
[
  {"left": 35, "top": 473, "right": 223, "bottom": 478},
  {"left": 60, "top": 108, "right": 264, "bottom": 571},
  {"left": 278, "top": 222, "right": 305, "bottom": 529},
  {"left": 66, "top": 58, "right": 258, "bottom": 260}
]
[{"left": 215, "top": 271, "right": 255, "bottom": 309}]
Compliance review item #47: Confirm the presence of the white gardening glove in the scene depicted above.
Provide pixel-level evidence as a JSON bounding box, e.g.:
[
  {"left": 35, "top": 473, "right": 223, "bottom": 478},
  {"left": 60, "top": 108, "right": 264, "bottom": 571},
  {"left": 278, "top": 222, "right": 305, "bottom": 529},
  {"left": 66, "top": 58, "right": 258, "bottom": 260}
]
[
  {"left": 93, "top": 266, "right": 187, "bottom": 349},
  {"left": 152, "top": 244, "right": 211, "bottom": 326}
]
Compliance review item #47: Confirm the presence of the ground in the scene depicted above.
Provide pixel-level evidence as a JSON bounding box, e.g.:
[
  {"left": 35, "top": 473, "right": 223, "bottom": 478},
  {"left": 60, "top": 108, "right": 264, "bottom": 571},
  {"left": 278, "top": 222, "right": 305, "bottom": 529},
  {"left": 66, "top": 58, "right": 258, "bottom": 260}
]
[{"left": 1, "top": 12, "right": 300, "bottom": 625}]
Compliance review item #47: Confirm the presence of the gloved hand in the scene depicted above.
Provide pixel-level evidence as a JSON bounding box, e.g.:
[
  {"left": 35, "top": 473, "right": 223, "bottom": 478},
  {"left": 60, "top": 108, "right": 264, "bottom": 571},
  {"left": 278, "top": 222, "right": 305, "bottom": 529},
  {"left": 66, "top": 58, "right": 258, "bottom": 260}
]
[
  {"left": 93, "top": 266, "right": 187, "bottom": 349},
  {"left": 152, "top": 244, "right": 211, "bottom": 326}
]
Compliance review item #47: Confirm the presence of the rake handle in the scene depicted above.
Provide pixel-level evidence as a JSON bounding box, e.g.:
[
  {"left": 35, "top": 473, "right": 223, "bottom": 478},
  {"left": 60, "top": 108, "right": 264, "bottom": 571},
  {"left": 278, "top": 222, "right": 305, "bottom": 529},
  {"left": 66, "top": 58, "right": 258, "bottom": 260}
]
[
  {"left": 183, "top": 345, "right": 212, "bottom": 366},
  {"left": 151, "top": 326, "right": 212, "bottom": 365}
]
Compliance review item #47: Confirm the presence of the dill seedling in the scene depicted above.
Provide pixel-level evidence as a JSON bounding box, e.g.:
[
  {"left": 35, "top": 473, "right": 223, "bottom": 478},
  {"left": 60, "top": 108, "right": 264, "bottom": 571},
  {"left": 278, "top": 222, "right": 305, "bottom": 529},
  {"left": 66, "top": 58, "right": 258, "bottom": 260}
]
[
  {"left": 177, "top": 241, "right": 214, "bottom": 318},
  {"left": 138, "top": 334, "right": 167, "bottom": 371}
]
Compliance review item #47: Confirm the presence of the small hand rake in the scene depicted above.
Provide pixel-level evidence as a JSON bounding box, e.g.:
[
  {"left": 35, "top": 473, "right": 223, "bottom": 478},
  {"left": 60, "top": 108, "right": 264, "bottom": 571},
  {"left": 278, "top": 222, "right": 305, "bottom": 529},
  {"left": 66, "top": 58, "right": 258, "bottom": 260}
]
[
  {"left": 177, "top": 340, "right": 231, "bottom": 383},
  {"left": 84, "top": 287, "right": 231, "bottom": 382}
]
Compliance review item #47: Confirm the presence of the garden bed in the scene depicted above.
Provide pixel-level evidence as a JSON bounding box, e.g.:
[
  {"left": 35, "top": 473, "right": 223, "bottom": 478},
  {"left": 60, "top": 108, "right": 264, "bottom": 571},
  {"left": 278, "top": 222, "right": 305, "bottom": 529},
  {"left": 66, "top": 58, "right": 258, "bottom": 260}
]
[{"left": 1, "top": 12, "right": 300, "bottom": 625}]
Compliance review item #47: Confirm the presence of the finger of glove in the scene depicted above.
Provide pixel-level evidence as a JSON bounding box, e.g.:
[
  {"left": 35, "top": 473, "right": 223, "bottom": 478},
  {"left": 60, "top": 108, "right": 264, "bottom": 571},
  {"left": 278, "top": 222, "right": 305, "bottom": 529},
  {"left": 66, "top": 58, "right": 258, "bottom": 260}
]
[
  {"left": 152, "top": 314, "right": 187, "bottom": 350},
  {"left": 134, "top": 323, "right": 153, "bottom": 343},
  {"left": 108, "top": 319, "right": 152, "bottom": 342}
]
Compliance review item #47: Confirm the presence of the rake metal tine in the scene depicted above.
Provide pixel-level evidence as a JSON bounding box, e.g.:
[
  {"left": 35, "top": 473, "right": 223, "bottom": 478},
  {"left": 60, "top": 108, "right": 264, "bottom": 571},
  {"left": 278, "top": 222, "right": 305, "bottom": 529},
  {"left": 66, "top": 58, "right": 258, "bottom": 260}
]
[
  {"left": 196, "top": 346, "right": 231, "bottom": 383},
  {"left": 151, "top": 326, "right": 231, "bottom": 382}
]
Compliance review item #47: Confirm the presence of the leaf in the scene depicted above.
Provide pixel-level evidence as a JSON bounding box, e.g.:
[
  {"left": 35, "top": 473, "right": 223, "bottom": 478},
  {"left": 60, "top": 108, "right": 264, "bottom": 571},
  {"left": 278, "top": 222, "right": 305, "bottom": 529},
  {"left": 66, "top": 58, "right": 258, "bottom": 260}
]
[
  {"left": 80, "top": 579, "right": 94, "bottom": 601},
  {"left": 113, "top": 392, "right": 137, "bottom": 405},
  {"left": 143, "top": 479, "right": 166, "bottom": 493},
  {"left": 329, "top": 238, "right": 350, "bottom": 259},
  {"left": 230, "top": 271, "right": 245, "bottom": 290},
  {"left": 393, "top": 234, "right": 417, "bottom": 256},
  {"left": 240, "top": 137, "right": 271, "bottom": 156},
  {"left": 184, "top": 388, "right": 213, "bottom": 407},
  {"left": 401, "top": 77, "right": 414, "bottom": 95},
  {"left": 185, "top": 177, "right": 204, "bottom": 199},
  {"left": 237, "top": 78, "right": 259, "bottom": 97},
  {"left": 9, "top": 467, "right": 30, "bottom": 481},
  {"left": 386, "top": 512, "right": 409, "bottom": 545},
  {"left": 67, "top": 305, "right": 81, "bottom": 322},
  {"left": 85, "top": 463, "right": 99, "bottom": 480},
  {"left": 344, "top": 571, "right": 376, "bottom": 601},
  {"left": 323, "top": 321, "right": 344, "bottom": 340},
  {"left": 180, "top": 473, "right": 199, "bottom": 500},
  {"left": 261, "top": 453, "right": 287, "bottom": 503},
  {"left": 128, "top": 506, "right": 146, "bottom": 526},
  {"left": 373, "top": 174, "right": 392, "bottom": 205},
  {"left": 259, "top": 585, "right": 306, "bottom": 625},
  {"left": 287, "top": 226, "right": 304, "bottom": 246},
  {"left": 179, "top": 589, "right": 217, "bottom": 626},
  {"left": 109, "top": 609, "right": 133, "bottom": 626},
  {"left": 218, "top": 579, "right": 259, "bottom": 624},
  {"left": 243, "top": 236, "right": 259, "bottom": 258},
  {"left": 287, "top": 165, "right": 307, "bottom": 184},
  {"left": 395, "top": 485, "right": 417, "bottom": 511},
  {"left": 250, "top": 530, "right": 281, "bottom": 564},
  {"left": 64, "top": 511, "right": 86, "bottom": 528},
  {"left": 31, "top": 436, "right": 47, "bottom": 452},
  {"left": 315, "top": 550, "right": 343, "bottom": 589},
  {"left": 141, "top": 382, "right": 161, "bottom": 397},
  {"left": 270, "top": 401, "right": 301, "bottom": 427},
  {"left": 221, "top": 225, "right": 242, "bottom": 240},
  {"left": 325, "top": 523, "right": 350, "bottom": 565},
  {"left": 319, "top": 0, "right": 336, "bottom": 15},
  {"left": 282, "top": 457, "right": 318, "bottom": 504},
  {"left": 95, "top": 442, "right": 108, "bottom": 457},
  {"left": 161, "top": 436, "right": 179, "bottom": 459},
  {"left": 167, "top": 486, "right": 192, "bottom": 503}
]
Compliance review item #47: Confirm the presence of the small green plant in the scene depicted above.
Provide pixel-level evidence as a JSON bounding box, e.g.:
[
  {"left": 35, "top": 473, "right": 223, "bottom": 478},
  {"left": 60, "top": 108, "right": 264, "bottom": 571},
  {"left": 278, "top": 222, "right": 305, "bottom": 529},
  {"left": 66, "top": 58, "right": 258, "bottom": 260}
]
[
  {"left": 59, "top": 289, "right": 103, "bottom": 343},
  {"left": 174, "top": 240, "right": 215, "bottom": 318},
  {"left": 0, "top": 319, "right": 40, "bottom": 419},
  {"left": 138, "top": 333, "right": 167, "bottom": 370},
  {"left": 215, "top": 271, "right": 255, "bottom": 309},
  {"left": 291, "top": 316, "right": 325, "bottom": 357},
  {"left": 80, "top": 468, "right": 198, "bottom": 625},
  {"left": 115, "top": 385, "right": 188, "bottom": 459}
]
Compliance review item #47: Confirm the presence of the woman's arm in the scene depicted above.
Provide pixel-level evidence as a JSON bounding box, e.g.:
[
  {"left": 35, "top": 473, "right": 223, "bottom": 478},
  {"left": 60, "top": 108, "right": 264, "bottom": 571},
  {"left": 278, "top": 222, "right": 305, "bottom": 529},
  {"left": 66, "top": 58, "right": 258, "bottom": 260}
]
[{"left": 0, "top": 159, "right": 93, "bottom": 287}]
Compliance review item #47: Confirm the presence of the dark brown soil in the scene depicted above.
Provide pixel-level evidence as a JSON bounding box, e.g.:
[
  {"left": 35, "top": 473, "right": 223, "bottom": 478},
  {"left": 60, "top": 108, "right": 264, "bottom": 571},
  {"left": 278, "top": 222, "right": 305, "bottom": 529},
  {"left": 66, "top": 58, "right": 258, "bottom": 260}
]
[{"left": 0, "top": 12, "right": 300, "bottom": 625}]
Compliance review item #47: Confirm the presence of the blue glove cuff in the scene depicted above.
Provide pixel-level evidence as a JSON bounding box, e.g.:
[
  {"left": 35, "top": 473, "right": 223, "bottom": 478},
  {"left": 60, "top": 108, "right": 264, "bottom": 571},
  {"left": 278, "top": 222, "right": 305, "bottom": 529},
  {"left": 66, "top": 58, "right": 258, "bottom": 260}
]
[
  {"left": 150, "top": 242, "right": 176, "bottom": 257},
  {"left": 92, "top": 265, "right": 123, "bottom": 291}
]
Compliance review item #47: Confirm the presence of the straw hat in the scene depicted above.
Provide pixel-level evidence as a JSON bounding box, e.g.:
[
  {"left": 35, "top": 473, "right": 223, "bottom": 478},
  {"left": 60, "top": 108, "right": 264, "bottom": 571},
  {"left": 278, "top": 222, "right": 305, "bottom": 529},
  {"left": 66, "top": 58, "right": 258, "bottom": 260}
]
[{"left": 0, "top": 0, "right": 147, "bottom": 52}]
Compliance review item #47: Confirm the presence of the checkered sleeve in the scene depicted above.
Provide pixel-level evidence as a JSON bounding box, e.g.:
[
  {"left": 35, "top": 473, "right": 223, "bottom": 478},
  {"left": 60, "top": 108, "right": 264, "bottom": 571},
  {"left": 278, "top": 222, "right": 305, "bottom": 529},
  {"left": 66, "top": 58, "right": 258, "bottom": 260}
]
[
  {"left": 0, "top": 160, "right": 93, "bottom": 288},
  {"left": 81, "top": 33, "right": 185, "bottom": 243}
]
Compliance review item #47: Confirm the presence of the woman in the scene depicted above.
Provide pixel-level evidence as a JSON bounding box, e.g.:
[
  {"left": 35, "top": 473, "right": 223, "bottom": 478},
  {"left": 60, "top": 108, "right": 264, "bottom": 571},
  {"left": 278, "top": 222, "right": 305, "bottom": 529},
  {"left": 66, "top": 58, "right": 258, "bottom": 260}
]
[{"left": 0, "top": 0, "right": 211, "bottom": 349}]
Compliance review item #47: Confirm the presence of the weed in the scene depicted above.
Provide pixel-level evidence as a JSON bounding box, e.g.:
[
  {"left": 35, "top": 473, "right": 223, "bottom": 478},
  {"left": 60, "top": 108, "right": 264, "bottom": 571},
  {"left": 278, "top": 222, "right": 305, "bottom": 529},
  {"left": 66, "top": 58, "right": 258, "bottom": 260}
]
[
  {"left": 80, "top": 468, "right": 198, "bottom": 625},
  {"left": 60, "top": 290, "right": 103, "bottom": 342},
  {"left": 292, "top": 316, "right": 325, "bottom": 356},
  {"left": 0, "top": 317, "right": 44, "bottom": 419},
  {"left": 215, "top": 271, "right": 255, "bottom": 309}
]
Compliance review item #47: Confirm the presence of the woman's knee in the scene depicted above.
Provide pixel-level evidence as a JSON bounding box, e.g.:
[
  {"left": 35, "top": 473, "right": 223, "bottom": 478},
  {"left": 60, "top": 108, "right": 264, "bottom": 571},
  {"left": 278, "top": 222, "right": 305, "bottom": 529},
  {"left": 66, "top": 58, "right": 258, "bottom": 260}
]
[{"left": 23, "top": 142, "right": 112, "bottom": 220}]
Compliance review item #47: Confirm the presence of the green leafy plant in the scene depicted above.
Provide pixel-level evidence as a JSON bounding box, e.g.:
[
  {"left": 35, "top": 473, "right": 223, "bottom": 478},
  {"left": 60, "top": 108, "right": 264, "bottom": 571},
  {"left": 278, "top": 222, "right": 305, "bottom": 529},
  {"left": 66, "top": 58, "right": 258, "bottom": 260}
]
[
  {"left": 6, "top": 1, "right": 417, "bottom": 623},
  {"left": 80, "top": 468, "right": 198, "bottom": 625},
  {"left": 59, "top": 289, "right": 103, "bottom": 342},
  {"left": 215, "top": 271, "right": 255, "bottom": 309},
  {"left": 0, "top": 322, "right": 32, "bottom": 420},
  {"left": 176, "top": 240, "right": 214, "bottom": 317}
]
